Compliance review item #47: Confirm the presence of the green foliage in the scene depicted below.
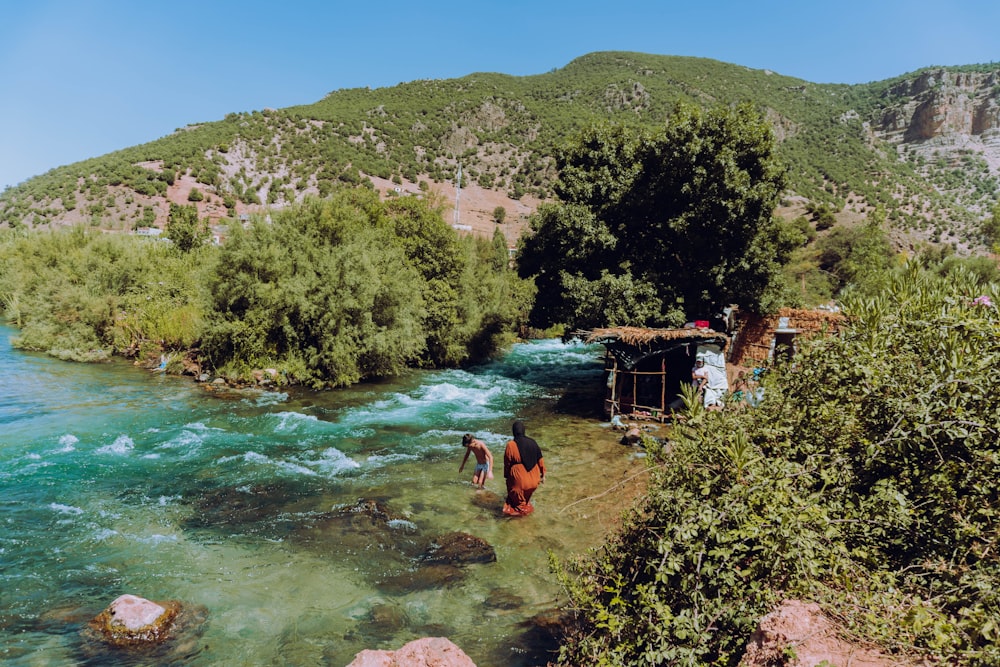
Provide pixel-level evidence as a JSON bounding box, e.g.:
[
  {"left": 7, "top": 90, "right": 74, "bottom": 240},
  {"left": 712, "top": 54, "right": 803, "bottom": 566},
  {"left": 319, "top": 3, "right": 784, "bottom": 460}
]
[
  {"left": 201, "top": 192, "right": 528, "bottom": 387},
  {"left": 815, "top": 209, "right": 894, "bottom": 296},
  {"left": 556, "top": 262, "right": 1000, "bottom": 666},
  {"left": 0, "top": 193, "right": 529, "bottom": 385},
  {"left": 165, "top": 203, "right": 209, "bottom": 252},
  {"left": 807, "top": 202, "right": 838, "bottom": 230},
  {"left": 982, "top": 202, "right": 1000, "bottom": 251},
  {"left": 518, "top": 102, "right": 788, "bottom": 329},
  {"left": 0, "top": 227, "right": 213, "bottom": 361}
]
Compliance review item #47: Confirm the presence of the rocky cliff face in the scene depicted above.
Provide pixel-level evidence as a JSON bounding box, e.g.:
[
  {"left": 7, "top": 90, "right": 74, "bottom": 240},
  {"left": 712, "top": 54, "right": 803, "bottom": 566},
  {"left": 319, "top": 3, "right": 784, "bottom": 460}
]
[{"left": 874, "top": 68, "right": 1000, "bottom": 162}]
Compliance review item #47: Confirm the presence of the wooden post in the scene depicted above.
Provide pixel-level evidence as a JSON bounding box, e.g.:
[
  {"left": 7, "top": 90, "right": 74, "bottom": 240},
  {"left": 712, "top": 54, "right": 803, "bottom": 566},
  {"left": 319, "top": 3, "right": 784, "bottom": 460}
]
[
  {"left": 609, "top": 353, "right": 618, "bottom": 418},
  {"left": 659, "top": 357, "right": 666, "bottom": 421},
  {"left": 632, "top": 368, "right": 637, "bottom": 417}
]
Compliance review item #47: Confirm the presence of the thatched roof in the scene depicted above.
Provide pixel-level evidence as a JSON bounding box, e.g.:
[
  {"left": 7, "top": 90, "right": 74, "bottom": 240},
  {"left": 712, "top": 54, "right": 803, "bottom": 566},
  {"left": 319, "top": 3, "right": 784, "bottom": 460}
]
[
  {"left": 582, "top": 327, "right": 728, "bottom": 370},
  {"left": 583, "top": 326, "right": 723, "bottom": 346}
]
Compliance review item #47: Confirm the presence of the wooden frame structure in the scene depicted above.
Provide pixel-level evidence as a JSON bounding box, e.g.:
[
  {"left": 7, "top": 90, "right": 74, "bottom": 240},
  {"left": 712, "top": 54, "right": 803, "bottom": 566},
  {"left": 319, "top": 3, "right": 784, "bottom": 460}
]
[{"left": 585, "top": 327, "right": 729, "bottom": 422}]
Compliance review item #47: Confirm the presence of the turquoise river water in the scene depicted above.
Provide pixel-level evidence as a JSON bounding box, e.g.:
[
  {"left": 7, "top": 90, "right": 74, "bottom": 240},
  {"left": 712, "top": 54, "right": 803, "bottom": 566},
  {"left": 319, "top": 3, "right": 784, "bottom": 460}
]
[{"left": 0, "top": 323, "right": 649, "bottom": 666}]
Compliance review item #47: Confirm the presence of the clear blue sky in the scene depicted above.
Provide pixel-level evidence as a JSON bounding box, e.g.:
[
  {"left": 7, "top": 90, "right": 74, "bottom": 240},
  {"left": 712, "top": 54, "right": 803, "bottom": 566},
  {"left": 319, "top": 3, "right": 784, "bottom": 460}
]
[{"left": 2, "top": 0, "right": 997, "bottom": 190}]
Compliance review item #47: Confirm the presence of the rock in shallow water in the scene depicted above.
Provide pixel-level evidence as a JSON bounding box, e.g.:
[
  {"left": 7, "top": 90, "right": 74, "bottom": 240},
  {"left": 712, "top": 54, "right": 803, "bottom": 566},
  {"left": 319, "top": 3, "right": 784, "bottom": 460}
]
[
  {"left": 87, "top": 594, "right": 180, "bottom": 646},
  {"left": 346, "top": 636, "right": 476, "bottom": 667},
  {"left": 419, "top": 531, "right": 497, "bottom": 565}
]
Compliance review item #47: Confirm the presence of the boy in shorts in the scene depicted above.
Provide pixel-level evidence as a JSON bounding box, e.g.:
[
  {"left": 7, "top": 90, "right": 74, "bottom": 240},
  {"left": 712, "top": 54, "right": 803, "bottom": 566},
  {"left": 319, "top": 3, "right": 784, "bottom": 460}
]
[{"left": 458, "top": 433, "right": 494, "bottom": 489}]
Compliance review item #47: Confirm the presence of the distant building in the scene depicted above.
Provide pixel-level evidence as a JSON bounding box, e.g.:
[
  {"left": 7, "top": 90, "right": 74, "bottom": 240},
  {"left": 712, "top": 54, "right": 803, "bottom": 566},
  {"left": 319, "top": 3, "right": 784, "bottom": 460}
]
[{"left": 728, "top": 308, "right": 844, "bottom": 367}]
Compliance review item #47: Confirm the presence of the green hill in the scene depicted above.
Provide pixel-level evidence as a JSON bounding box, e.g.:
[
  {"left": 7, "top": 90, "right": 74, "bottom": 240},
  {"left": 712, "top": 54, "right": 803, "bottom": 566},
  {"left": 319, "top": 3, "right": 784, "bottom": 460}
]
[{"left": 2, "top": 51, "right": 998, "bottom": 250}]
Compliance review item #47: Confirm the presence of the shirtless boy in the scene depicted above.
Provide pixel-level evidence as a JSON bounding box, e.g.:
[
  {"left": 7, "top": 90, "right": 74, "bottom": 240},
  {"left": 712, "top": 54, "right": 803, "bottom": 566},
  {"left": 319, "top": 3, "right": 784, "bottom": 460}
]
[{"left": 458, "top": 433, "right": 494, "bottom": 489}]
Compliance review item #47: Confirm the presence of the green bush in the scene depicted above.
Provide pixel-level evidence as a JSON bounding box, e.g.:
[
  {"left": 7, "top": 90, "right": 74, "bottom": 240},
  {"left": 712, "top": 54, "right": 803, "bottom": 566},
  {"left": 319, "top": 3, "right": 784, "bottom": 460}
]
[
  {"left": 200, "top": 191, "right": 529, "bottom": 386},
  {"left": 0, "top": 226, "right": 214, "bottom": 361},
  {"left": 556, "top": 262, "right": 1000, "bottom": 666}
]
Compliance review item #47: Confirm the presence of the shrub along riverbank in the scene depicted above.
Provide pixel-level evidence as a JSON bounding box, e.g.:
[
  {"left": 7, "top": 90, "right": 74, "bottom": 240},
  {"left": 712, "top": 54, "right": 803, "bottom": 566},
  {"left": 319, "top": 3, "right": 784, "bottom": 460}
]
[
  {"left": 553, "top": 263, "right": 1000, "bottom": 666},
  {"left": 0, "top": 190, "right": 532, "bottom": 386}
]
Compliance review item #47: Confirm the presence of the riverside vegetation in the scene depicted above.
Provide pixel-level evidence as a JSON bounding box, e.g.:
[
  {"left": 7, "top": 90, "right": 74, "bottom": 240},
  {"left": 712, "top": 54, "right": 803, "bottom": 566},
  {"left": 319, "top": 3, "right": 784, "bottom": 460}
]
[
  {"left": 3, "top": 73, "right": 1000, "bottom": 665},
  {"left": 0, "top": 189, "right": 532, "bottom": 386},
  {"left": 553, "top": 263, "right": 1000, "bottom": 666}
]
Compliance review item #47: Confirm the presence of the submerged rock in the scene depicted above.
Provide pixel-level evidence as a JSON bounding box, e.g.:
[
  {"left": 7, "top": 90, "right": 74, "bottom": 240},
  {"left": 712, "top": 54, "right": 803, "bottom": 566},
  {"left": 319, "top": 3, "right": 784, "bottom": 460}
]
[
  {"left": 376, "top": 563, "right": 466, "bottom": 593},
  {"left": 185, "top": 480, "right": 307, "bottom": 530},
  {"left": 87, "top": 594, "right": 180, "bottom": 646},
  {"left": 346, "top": 636, "right": 476, "bottom": 667},
  {"left": 309, "top": 498, "right": 424, "bottom": 558},
  {"left": 419, "top": 531, "right": 496, "bottom": 565},
  {"left": 507, "top": 609, "right": 568, "bottom": 665},
  {"left": 470, "top": 490, "right": 504, "bottom": 511},
  {"left": 336, "top": 498, "right": 402, "bottom": 524},
  {"left": 367, "top": 601, "right": 410, "bottom": 634},
  {"left": 482, "top": 587, "right": 525, "bottom": 610}
]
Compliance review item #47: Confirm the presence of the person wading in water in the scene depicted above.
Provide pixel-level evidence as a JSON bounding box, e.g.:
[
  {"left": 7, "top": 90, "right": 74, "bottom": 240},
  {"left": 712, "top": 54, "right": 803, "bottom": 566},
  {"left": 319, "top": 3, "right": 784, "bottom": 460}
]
[{"left": 502, "top": 420, "right": 546, "bottom": 516}]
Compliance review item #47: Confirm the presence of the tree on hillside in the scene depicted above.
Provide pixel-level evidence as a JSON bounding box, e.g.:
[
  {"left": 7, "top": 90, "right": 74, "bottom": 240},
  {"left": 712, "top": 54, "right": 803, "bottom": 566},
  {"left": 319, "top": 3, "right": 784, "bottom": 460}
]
[
  {"left": 982, "top": 202, "right": 1000, "bottom": 252},
  {"left": 816, "top": 208, "right": 893, "bottom": 296},
  {"left": 517, "top": 102, "right": 789, "bottom": 331}
]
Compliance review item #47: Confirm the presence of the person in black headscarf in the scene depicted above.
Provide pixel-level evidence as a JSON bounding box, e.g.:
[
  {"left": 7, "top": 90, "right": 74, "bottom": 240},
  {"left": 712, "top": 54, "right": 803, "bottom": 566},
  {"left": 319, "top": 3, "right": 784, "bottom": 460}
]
[{"left": 502, "top": 420, "right": 546, "bottom": 516}]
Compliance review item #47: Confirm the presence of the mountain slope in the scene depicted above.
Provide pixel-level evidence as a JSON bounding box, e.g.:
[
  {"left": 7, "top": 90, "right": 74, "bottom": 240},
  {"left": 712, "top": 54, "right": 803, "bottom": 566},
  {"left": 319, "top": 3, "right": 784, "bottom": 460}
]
[{"left": 2, "top": 52, "right": 998, "bottom": 251}]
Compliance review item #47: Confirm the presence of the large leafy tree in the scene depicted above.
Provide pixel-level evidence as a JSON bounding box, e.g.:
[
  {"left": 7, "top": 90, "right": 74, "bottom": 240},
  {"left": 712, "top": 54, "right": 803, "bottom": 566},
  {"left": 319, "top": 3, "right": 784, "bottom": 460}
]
[
  {"left": 201, "top": 190, "right": 528, "bottom": 387},
  {"left": 202, "top": 194, "right": 427, "bottom": 387},
  {"left": 164, "top": 203, "right": 209, "bottom": 253},
  {"left": 517, "top": 102, "right": 789, "bottom": 330}
]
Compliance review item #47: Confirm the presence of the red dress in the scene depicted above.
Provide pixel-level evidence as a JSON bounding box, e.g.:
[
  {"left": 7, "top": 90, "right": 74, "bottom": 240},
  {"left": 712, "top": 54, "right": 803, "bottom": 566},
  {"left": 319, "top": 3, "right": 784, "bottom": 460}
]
[{"left": 502, "top": 438, "right": 546, "bottom": 516}]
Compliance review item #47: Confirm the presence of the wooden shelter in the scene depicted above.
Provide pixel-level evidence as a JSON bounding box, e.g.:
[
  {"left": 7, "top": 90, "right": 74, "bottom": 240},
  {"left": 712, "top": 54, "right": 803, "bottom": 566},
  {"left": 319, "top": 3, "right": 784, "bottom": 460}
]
[{"left": 585, "top": 327, "right": 729, "bottom": 422}]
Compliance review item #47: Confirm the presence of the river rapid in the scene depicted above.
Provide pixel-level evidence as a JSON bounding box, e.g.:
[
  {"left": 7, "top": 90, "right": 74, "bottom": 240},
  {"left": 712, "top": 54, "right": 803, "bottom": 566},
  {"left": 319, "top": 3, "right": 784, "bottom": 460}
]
[{"left": 0, "top": 323, "right": 649, "bottom": 666}]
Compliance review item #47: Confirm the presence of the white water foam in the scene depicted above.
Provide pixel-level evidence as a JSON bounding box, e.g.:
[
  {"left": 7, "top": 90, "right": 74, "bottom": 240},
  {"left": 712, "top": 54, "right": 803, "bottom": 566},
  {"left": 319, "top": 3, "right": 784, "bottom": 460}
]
[
  {"left": 274, "top": 411, "right": 318, "bottom": 430},
  {"left": 364, "top": 451, "right": 421, "bottom": 466},
  {"left": 252, "top": 391, "right": 289, "bottom": 407},
  {"left": 222, "top": 445, "right": 362, "bottom": 478},
  {"left": 157, "top": 428, "right": 206, "bottom": 452},
  {"left": 387, "top": 518, "right": 419, "bottom": 532},
  {"left": 49, "top": 503, "right": 84, "bottom": 515},
  {"left": 183, "top": 421, "right": 223, "bottom": 432},
  {"left": 240, "top": 450, "right": 319, "bottom": 477},
  {"left": 299, "top": 447, "right": 361, "bottom": 476},
  {"left": 97, "top": 434, "right": 135, "bottom": 455},
  {"left": 346, "top": 381, "right": 510, "bottom": 428},
  {"left": 55, "top": 434, "right": 78, "bottom": 452},
  {"left": 132, "top": 533, "right": 178, "bottom": 545}
]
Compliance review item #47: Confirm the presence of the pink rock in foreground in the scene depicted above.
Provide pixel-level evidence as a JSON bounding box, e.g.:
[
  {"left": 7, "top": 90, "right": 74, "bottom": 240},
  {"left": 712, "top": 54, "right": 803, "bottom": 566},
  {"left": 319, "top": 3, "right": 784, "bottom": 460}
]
[
  {"left": 347, "top": 636, "right": 476, "bottom": 667},
  {"left": 110, "top": 594, "right": 165, "bottom": 629},
  {"left": 89, "top": 594, "right": 180, "bottom": 646}
]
